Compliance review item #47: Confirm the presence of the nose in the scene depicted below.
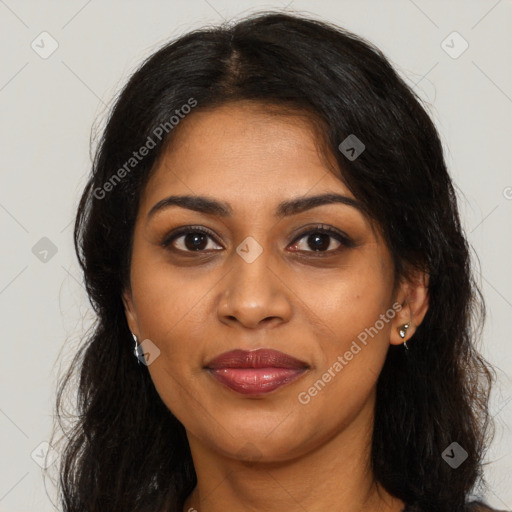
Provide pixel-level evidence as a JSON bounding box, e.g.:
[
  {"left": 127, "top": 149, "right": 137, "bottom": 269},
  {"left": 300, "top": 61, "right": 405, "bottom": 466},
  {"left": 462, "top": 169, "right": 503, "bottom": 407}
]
[{"left": 216, "top": 248, "right": 293, "bottom": 330}]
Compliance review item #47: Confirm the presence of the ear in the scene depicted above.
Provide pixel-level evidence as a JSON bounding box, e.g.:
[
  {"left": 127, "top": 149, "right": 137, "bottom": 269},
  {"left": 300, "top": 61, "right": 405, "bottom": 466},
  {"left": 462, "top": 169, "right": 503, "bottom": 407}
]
[
  {"left": 389, "top": 269, "right": 429, "bottom": 347},
  {"left": 122, "top": 287, "right": 140, "bottom": 339}
]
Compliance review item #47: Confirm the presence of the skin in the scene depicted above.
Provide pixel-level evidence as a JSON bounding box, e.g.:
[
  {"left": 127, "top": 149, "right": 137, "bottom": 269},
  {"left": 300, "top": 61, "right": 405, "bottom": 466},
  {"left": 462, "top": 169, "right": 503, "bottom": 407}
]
[{"left": 123, "top": 101, "right": 429, "bottom": 512}]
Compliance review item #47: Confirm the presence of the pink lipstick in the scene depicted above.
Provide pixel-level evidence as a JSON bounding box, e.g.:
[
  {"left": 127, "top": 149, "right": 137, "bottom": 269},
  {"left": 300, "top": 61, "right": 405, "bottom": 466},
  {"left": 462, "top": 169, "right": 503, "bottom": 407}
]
[{"left": 205, "top": 349, "right": 308, "bottom": 395}]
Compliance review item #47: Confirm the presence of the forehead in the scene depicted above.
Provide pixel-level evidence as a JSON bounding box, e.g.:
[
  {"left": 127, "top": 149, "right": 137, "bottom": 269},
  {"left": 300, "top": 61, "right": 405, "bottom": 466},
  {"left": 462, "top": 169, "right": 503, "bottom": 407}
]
[{"left": 140, "top": 101, "right": 353, "bottom": 210}]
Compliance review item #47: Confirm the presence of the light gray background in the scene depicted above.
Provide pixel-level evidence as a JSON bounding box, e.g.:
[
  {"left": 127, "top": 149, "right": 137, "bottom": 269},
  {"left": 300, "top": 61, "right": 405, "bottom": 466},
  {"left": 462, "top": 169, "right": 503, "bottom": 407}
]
[{"left": 1, "top": 1, "right": 511, "bottom": 510}]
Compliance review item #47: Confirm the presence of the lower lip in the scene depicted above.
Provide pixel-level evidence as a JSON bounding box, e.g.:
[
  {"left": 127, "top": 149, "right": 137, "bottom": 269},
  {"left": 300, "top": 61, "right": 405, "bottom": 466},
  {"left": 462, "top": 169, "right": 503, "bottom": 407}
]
[{"left": 207, "top": 368, "right": 307, "bottom": 395}]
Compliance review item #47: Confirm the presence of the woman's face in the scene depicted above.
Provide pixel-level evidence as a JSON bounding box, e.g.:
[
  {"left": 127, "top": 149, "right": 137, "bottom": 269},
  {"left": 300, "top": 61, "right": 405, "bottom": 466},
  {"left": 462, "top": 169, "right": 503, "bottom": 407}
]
[{"left": 124, "top": 101, "right": 427, "bottom": 462}]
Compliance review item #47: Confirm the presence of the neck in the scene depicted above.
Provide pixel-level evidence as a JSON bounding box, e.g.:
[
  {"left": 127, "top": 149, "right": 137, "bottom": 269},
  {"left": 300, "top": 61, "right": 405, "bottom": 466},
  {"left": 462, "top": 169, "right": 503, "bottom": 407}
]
[{"left": 182, "top": 397, "right": 404, "bottom": 512}]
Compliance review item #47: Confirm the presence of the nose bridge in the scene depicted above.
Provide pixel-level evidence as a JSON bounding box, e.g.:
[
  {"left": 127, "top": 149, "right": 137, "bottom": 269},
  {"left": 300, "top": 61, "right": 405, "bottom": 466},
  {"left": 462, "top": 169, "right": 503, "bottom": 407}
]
[
  {"left": 217, "top": 236, "right": 291, "bottom": 327},
  {"left": 232, "top": 240, "right": 272, "bottom": 292}
]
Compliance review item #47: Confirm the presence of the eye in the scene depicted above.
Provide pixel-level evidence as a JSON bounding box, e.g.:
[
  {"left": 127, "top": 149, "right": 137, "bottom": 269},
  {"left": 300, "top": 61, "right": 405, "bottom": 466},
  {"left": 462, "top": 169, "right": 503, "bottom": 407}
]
[
  {"left": 161, "top": 224, "right": 354, "bottom": 255},
  {"left": 161, "top": 226, "right": 223, "bottom": 252},
  {"left": 288, "top": 225, "right": 353, "bottom": 254}
]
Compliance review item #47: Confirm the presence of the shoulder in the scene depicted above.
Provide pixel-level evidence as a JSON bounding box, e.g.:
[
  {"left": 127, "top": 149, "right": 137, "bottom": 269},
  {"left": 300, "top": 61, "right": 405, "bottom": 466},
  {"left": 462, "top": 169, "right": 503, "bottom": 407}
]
[{"left": 466, "top": 500, "right": 511, "bottom": 512}]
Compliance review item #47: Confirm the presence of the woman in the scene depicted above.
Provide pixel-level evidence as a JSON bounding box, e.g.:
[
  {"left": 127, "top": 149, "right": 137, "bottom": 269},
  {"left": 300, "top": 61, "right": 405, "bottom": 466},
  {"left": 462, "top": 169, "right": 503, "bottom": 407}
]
[{"left": 53, "top": 11, "right": 507, "bottom": 512}]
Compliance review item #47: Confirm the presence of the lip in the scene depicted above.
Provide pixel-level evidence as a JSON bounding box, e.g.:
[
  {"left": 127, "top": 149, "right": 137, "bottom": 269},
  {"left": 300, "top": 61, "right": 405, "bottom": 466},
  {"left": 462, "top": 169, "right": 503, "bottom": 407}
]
[{"left": 205, "top": 349, "right": 309, "bottom": 396}]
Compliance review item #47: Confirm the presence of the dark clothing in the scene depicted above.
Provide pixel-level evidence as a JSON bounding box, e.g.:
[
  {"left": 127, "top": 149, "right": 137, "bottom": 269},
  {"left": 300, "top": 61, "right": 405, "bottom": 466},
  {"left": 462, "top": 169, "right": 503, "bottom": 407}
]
[{"left": 402, "top": 501, "right": 510, "bottom": 512}]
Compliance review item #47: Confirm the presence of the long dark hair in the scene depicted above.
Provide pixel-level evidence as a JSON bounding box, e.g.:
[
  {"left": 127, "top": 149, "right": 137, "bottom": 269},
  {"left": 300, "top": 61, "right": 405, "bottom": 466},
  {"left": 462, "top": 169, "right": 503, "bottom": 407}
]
[{"left": 52, "top": 11, "right": 494, "bottom": 512}]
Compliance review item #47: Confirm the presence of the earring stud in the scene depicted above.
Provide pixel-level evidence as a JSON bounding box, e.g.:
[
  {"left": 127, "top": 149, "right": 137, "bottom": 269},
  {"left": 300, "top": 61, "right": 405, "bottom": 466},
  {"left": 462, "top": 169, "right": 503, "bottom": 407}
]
[
  {"left": 398, "top": 323, "right": 410, "bottom": 350},
  {"left": 132, "top": 332, "right": 144, "bottom": 364}
]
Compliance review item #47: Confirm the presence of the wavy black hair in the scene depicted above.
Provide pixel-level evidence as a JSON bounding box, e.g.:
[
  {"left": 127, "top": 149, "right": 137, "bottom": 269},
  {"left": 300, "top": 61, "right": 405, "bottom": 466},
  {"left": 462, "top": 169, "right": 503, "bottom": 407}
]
[{"left": 52, "top": 11, "right": 495, "bottom": 512}]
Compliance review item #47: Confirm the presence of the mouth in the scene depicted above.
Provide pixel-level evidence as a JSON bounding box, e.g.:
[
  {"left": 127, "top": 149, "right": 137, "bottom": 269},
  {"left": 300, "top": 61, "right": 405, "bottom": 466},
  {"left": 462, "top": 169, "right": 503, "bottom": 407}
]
[{"left": 204, "top": 348, "right": 309, "bottom": 396}]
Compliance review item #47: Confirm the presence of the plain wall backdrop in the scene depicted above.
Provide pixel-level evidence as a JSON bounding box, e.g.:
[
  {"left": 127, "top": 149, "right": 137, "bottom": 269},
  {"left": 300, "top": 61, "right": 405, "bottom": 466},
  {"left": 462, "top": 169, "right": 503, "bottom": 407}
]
[{"left": 1, "top": 0, "right": 511, "bottom": 510}]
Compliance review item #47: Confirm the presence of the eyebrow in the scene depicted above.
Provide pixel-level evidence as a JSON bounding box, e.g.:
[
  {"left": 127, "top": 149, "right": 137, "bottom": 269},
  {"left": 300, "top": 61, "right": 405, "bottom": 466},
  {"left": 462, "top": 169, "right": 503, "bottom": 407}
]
[{"left": 146, "top": 192, "right": 364, "bottom": 221}]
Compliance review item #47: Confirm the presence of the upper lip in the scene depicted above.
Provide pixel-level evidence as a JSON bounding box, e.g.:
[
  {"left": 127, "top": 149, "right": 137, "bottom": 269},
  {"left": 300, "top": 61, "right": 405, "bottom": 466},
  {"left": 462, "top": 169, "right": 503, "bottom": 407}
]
[{"left": 205, "top": 349, "right": 309, "bottom": 370}]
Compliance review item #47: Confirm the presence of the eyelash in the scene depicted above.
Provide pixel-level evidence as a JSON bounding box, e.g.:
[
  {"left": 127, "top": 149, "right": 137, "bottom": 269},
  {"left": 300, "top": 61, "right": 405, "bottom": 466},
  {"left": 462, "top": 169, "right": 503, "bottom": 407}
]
[{"left": 161, "top": 224, "right": 355, "bottom": 256}]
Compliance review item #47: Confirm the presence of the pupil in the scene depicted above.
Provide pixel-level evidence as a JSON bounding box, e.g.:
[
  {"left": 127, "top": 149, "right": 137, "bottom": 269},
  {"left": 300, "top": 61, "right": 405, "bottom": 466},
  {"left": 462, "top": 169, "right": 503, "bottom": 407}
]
[
  {"left": 185, "top": 233, "right": 207, "bottom": 251},
  {"left": 308, "top": 233, "right": 330, "bottom": 251}
]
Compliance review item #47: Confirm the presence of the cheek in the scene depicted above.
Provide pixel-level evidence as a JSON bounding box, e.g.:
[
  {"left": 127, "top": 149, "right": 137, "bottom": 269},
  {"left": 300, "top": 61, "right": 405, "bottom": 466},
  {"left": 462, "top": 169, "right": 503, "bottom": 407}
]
[
  {"left": 291, "top": 256, "right": 394, "bottom": 403},
  {"left": 129, "top": 244, "right": 215, "bottom": 342},
  {"left": 293, "top": 276, "right": 393, "bottom": 431},
  {"left": 294, "top": 254, "right": 394, "bottom": 343},
  {"left": 130, "top": 265, "right": 207, "bottom": 423},
  {"left": 128, "top": 254, "right": 211, "bottom": 410}
]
